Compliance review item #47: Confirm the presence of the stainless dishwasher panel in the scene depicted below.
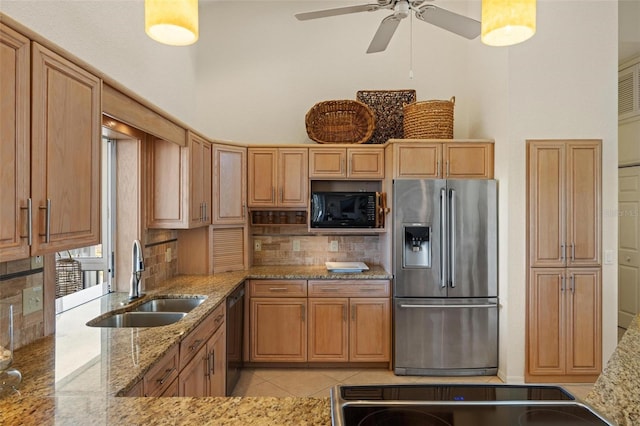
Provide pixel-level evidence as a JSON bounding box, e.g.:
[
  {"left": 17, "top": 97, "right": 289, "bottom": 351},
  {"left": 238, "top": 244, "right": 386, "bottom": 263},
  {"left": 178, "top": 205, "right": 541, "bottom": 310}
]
[
  {"left": 226, "top": 283, "right": 245, "bottom": 395},
  {"left": 394, "top": 298, "right": 498, "bottom": 376}
]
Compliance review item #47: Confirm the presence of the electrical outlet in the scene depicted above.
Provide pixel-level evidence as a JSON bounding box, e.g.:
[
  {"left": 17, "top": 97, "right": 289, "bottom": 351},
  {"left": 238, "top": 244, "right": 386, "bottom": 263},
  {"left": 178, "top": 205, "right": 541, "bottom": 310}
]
[
  {"left": 329, "top": 240, "right": 339, "bottom": 252},
  {"left": 23, "top": 285, "right": 43, "bottom": 315},
  {"left": 165, "top": 248, "right": 172, "bottom": 263},
  {"left": 292, "top": 240, "right": 301, "bottom": 252},
  {"left": 254, "top": 240, "right": 262, "bottom": 251},
  {"left": 31, "top": 255, "right": 43, "bottom": 269}
]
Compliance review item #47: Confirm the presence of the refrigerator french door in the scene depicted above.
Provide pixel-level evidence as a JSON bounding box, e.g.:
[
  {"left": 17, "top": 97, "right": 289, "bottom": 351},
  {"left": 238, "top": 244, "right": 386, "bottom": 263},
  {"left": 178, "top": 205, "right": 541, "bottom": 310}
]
[{"left": 393, "top": 179, "right": 498, "bottom": 375}]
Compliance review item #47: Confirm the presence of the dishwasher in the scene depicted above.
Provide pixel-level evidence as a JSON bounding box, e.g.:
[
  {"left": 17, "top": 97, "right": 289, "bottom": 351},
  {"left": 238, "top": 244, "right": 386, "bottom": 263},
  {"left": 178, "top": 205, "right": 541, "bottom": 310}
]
[{"left": 225, "top": 282, "right": 245, "bottom": 396}]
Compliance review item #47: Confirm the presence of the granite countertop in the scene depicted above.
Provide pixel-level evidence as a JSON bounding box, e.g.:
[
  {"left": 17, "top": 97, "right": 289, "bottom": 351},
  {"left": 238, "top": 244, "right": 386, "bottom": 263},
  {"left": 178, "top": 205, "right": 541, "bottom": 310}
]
[
  {"left": 585, "top": 314, "right": 640, "bottom": 426},
  {"left": 0, "top": 265, "right": 390, "bottom": 425}
]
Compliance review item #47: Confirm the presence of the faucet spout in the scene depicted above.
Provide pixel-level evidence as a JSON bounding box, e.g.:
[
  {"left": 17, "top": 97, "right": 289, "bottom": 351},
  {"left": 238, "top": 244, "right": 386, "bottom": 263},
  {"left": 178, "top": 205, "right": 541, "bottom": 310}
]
[{"left": 129, "top": 240, "right": 145, "bottom": 300}]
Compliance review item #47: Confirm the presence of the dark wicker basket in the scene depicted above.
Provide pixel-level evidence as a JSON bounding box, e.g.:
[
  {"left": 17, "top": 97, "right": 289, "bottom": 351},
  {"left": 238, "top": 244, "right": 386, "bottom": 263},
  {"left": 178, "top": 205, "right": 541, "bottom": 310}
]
[
  {"left": 55, "top": 253, "right": 82, "bottom": 298},
  {"left": 305, "top": 100, "right": 375, "bottom": 144},
  {"left": 403, "top": 97, "right": 455, "bottom": 139}
]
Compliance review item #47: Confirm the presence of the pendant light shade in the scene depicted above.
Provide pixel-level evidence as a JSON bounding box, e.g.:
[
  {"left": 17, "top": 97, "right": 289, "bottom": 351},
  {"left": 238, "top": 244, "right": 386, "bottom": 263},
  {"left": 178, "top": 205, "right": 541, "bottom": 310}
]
[
  {"left": 481, "top": 0, "right": 536, "bottom": 47},
  {"left": 145, "top": 0, "right": 199, "bottom": 46}
]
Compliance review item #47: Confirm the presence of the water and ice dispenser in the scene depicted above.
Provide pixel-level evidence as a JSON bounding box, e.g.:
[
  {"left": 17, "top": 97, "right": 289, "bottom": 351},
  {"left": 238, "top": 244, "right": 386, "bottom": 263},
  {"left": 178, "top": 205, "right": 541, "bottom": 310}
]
[{"left": 402, "top": 225, "right": 431, "bottom": 268}]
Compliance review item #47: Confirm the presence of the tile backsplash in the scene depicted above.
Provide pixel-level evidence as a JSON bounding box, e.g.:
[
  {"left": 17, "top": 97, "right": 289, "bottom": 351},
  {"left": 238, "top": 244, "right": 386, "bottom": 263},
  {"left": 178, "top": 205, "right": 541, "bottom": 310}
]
[
  {"left": 0, "top": 258, "right": 44, "bottom": 350},
  {"left": 252, "top": 233, "right": 383, "bottom": 266}
]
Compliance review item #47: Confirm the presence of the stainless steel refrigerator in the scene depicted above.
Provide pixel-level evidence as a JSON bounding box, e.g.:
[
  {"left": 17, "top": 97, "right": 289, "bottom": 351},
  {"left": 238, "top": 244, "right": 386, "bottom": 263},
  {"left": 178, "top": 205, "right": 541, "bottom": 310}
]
[{"left": 393, "top": 179, "right": 498, "bottom": 376}]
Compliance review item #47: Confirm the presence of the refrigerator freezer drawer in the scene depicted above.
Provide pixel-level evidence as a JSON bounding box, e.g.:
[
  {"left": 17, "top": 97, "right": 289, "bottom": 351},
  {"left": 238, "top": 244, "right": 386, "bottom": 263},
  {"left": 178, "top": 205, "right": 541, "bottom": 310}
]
[{"left": 394, "top": 298, "right": 498, "bottom": 375}]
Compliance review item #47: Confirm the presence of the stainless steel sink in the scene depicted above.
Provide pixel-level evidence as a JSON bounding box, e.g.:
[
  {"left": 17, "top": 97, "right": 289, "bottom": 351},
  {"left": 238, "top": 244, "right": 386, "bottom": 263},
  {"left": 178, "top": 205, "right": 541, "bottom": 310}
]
[
  {"left": 133, "top": 297, "right": 206, "bottom": 313},
  {"left": 87, "top": 311, "right": 186, "bottom": 328}
]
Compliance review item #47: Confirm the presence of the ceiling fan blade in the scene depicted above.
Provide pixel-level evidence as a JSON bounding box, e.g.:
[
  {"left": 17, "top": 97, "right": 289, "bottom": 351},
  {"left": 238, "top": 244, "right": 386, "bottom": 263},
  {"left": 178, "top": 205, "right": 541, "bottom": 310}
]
[
  {"left": 295, "top": 4, "right": 382, "bottom": 21},
  {"left": 415, "top": 5, "right": 480, "bottom": 39},
  {"left": 367, "top": 15, "right": 403, "bottom": 53}
]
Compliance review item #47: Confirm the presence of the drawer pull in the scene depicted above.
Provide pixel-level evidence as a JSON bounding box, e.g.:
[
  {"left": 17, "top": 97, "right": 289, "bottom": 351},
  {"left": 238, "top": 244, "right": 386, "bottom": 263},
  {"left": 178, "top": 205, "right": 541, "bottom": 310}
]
[
  {"left": 157, "top": 367, "right": 176, "bottom": 385},
  {"left": 189, "top": 339, "right": 204, "bottom": 351},
  {"left": 214, "top": 314, "right": 224, "bottom": 323},
  {"left": 268, "top": 287, "right": 288, "bottom": 291},
  {"left": 321, "top": 288, "right": 339, "bottom": 292},
  {"left": 360, "top": 288, "right": 377, "bottom": 292}
]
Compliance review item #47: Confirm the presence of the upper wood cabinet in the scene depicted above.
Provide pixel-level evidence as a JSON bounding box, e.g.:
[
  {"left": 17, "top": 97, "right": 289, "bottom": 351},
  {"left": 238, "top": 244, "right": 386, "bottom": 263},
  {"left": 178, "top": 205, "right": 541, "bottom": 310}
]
[
  {"left": 527, "top": 140, "right": 602, "bottom": 267},
  {"left": 527, "top": 268, "right": 602, "bottom": 381},
  {"left": 392, "top": 141, "right": 494, "bottom": 179},
  {"left": 31, "top": 42, "right": 101, "bottom": 255},
  {"left": 213, "top": 144, "right": 246, "bottom": 225},
  {"left": 147, "top": 132, "right": 212, "bottom": 229},
  {"left": 248, "top": 148, "right": 308, "bottom": 208},
  {"left": 0, "top": 24, "right": 30, "bottom": 262},
  {"left": 309, "top": 147, "right": 384, "bottom": 179},
  {"left": 189, "top": 132, "right": 212, "bottom": 227}
]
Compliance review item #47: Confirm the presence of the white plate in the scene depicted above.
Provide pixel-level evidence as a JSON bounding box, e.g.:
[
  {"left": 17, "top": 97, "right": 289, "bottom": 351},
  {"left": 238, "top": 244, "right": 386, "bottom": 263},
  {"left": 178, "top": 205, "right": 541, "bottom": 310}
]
[{"left": 325, "top": 262, "right": 369, "bottom": 273}]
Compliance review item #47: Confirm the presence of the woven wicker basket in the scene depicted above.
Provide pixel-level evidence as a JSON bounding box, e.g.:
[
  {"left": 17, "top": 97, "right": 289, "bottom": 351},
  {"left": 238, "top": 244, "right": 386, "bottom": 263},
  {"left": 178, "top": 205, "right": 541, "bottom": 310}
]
[
  {"left": 403, "top": 97, "right": 455, "bottom": 139},
  {"left": 305, "top": 100, "right": 375, "bottom": 144},
  {"left": 55, "top": 253, "right": 82, "bottom": 298}
]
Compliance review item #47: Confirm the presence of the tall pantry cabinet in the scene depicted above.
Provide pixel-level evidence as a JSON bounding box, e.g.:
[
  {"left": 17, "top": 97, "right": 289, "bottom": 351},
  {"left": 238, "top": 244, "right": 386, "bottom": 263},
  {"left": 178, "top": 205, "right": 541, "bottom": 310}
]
[{"left": 526, "top": 139, "right": 602, "bottom": 383}]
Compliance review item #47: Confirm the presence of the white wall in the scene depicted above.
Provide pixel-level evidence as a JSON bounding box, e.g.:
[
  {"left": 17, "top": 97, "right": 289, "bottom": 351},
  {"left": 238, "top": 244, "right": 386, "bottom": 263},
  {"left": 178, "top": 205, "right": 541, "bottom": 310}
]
[
  {"left": 1, "top": 0, "right": 619, "bottom": 383},
  {"left": 1, "top": 0, "right": 199, "bottom": 127}
]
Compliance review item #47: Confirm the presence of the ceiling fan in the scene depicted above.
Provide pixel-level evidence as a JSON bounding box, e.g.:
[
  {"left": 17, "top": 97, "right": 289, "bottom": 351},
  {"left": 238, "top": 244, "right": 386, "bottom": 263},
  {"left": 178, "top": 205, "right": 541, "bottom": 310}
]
[{"left": 295, "top": 0, "right": 481, "bottom": 54}]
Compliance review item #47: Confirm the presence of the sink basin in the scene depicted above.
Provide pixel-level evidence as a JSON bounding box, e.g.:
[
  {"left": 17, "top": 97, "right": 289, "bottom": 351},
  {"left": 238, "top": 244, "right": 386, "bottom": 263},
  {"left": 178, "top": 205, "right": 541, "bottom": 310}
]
[
  {"left": 87, "top": 312, "right": 186, "bottom": 328},
  {"left": 133, "top": 297, "right": 206, "bottom": 313}
]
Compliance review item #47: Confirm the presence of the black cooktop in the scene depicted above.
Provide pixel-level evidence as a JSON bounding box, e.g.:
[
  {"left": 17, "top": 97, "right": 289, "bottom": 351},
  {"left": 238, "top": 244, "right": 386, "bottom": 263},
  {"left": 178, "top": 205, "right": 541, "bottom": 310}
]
[{"left": 331, "top": 384, "right": 614, "bottom": 426}]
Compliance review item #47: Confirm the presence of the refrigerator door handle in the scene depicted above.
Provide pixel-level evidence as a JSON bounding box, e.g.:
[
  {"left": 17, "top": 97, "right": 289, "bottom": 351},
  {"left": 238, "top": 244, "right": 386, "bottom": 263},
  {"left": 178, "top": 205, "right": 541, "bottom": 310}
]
[
  {"left": 449, "top": 188, "right": 456, "bottom": 288},
  {"left": 440, "top": 188, "right": 447, "bottom": 288},
  {"left": 398, "top": 304, "right": 497, "bottom": 309}
]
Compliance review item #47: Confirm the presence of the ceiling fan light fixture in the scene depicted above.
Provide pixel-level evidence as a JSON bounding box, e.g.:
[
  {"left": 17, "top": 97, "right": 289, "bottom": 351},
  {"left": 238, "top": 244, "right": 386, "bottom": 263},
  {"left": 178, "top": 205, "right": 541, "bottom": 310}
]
[
  {"left": 145, "top": 0, "right": 199, "bottom": 46},
  {"left": 481, "top": 0, "right": 536, "bottom": 47}
]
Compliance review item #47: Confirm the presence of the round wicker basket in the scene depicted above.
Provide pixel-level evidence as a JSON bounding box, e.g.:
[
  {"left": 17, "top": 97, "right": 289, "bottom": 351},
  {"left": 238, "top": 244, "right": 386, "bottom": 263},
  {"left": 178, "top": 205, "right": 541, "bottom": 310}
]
[
  {"left": 403, "top": 96, "right": 455, "bottom": 139},
  {"left": 305, "top": 100, "right": 375, "bottom": 144}
]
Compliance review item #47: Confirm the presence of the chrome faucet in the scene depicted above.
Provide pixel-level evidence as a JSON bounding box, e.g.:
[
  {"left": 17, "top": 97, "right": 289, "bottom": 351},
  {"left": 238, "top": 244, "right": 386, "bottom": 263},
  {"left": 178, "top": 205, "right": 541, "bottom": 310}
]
[{"left": 129, "top": 240, "right": 145, "bottom": 300}]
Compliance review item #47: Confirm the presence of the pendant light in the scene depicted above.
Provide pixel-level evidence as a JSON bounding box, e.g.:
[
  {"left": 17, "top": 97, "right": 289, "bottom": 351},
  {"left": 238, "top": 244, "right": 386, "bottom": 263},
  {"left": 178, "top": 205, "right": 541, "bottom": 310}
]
[
  {"left": 145, "top": 0, "right": 199, "bottom": 46},
  {"left": 481, "top": 0, "right": 536, "bottom": 47}
]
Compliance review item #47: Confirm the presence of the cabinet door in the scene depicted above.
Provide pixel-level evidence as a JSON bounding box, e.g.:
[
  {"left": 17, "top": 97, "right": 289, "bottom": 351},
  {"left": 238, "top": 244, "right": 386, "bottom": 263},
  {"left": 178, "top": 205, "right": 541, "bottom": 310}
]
[
  {"left": 444, "top": 143, "right": 494, "bottom": 179},
  {"left": 0, "top": 24, "right": 30, "bottom": 262},
  {"left": 566, "top": 142, "right": 601, "bottom": 266},
  {"left": 394, "top": 143, "right": 441, "bottom": 178},
  {"left": 309, "top": 148, "right": 345, "bottom": 178},
  {"left": 308, "top": 298, "right": 348, "bottom": 362},
  {"left": 349, "top": 298, "right": 390, "bottom": 362},
  {"left": 566, "top": 268, "right": 601, "bottom": 375},
  {"left": 278, "top": 148, "right": 308, "bottom": 207},
  {"left": 178, "top": 345, "right": 209, "bottom": 397},
  {"left": 213, "top": 144, "right": 246, "bottom": 224},
  {"left": 31, "top": 43, "right": 101, "bottom": 254},
  {"left": 147, "top": 138, "right": 189, "bottom": 228},
  {"left": 528, "top": 142, "right": 566, "bottom": 267},
  {"left": 250, "top": 298, "right": 307, "bottom": 362},
  {"left": 527, "top": 269, "right": 565, "bottom": 376},
  {"left": 208, "top": 324, "right": 226, "bottom": 396},
  {"left": 189, "top": 132, "right": 212, "bottom": 227},
  {"left": 348, "top": 148, "right": 384, "bottom": 179},
  {"left": 248, "top": 148, "right": 277, "bottom": 207}
]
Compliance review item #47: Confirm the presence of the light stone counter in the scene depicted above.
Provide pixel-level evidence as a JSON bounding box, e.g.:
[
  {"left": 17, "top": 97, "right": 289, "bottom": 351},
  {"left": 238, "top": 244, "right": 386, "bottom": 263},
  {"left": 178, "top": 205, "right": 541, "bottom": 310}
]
[
  {"left": 0, "top": 265, "right": 390, "bottom": 425},
  {"left": 585, "top": 314, "right": 640, "bottom": 426}
]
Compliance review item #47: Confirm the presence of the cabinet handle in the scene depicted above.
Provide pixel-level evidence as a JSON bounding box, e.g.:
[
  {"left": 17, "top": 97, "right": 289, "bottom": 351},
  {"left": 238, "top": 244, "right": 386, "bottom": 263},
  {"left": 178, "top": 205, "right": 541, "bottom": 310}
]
[
  {"left": 280, "top": 187, "right": 283, "bottom": 203},
  {"left": 571, "top": 243, "right": 575, "bottom": 262},
  {"left": 570, "top": 275, "right": 575, "bottom": 293},
  {"left": 39, "top": 199, "right": 51, "bottom": 243},
  {"left": 268, "top": 287, "right": 288, "bottom": 292},
  {"left": 560, "top": 275, "right": 565, "bottom": 292},
  {"left": 242, "top": 203, "right": 246, "bottom": 218},
  {"left": 189, "top": 339, "right": 204, "bottom": 352},
  {"left": 204, "top": 202, "right": 208, "bottom": 221},
  {"left": 272, "top": 188, "right": 275, "bottom": 203},
  {"left": 360, "top": 288, "right": 377, "bottom": 292},
  {"left": 20, "top": 199, "right": 32, "bottom": 246},
  {"left": 446, "top": 161, "right": 450, "bottom": 177},
  {"left": 210, "top": 352, "right": 215, "bottom": 375},
  {"left": 214, "top": 314, "right": 224, "bottom": 325},
  {"left": 320, "top": 287, "right": 339, "bottom": 292},
  {"left": 157, "top": 367, "right": 176, "bottom": 385},
  {"left": 560, "top": 244, "right": 565, "bottom": 261}
]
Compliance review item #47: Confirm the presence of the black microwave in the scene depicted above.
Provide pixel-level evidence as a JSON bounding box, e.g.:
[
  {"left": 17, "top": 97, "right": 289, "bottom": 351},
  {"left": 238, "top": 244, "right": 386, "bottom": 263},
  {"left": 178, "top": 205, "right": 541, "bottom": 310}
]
[{"left": 310, "top": 192, "right": 385, "bottom": 228}]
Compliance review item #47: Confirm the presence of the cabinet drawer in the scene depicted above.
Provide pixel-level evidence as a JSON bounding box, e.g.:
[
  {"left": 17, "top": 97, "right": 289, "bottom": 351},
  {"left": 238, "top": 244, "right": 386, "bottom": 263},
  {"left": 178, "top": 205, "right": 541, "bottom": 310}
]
[
  {"left": 159, "top": 377, "right": 180, "bottom": 397},
  {"left": 249, "top": 280, "right": 307, "bottom": 297},
  {"left": 180, "top": 303, "right": 225, "bottom": 370},
  {"left": 144, "top": 344, "right": 179, "bottom": 397},
  {"left": 308, "top": 280, "right": 390, "bottom": 297}
]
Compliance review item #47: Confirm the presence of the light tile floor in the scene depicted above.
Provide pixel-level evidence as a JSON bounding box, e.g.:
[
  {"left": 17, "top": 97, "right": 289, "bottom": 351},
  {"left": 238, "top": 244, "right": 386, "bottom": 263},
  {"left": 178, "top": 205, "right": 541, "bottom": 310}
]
[{"left": 232, "top": 367, "right": 594, "bottom": 400}]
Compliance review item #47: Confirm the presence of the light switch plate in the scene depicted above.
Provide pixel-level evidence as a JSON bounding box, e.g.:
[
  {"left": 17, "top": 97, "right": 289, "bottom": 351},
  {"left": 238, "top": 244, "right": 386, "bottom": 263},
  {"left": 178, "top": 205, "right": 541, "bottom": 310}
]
[
  {"left": 329, "top": 241, "right": 339, "bottom": 252},
  {"left": 165, "top": 248, "right": 172, "bottom": 263},
  {"left": 292, "top": 240, "right": 301, "bottom": 252},
  {"left": 23, "top": 285, "right": 43, "bottom": 315},
  {"left": 604, "top": 250, "right": 614, "bottom": 265},
  {"left": 31, "top": 256, "right": 43, "bottom": 269},
  {"left": 254, "top": 240, "right": 262, "bottom": 251}
]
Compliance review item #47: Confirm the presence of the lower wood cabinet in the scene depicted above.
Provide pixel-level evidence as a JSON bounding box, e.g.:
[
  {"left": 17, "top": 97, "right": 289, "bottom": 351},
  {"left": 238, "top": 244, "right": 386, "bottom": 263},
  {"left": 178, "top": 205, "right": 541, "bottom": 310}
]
[
  {"left": 527, "top": 268, "right": 602, "bottom": 382},
  {"left": 142, "top": 344, "right": 180, "bottom": 397},
  {"left": 178, "top": 302, "right": 226, "bottom": 396},
  {"left": 248, "top": 279, "right": 390, "bottom": 365}
]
